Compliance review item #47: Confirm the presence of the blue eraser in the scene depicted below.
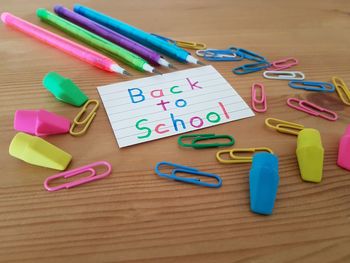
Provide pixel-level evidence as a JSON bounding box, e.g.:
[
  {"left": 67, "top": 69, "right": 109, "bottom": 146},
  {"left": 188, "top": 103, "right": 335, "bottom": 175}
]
[{"left": 249, "top": 152, "right": 279, "bottom": 215}]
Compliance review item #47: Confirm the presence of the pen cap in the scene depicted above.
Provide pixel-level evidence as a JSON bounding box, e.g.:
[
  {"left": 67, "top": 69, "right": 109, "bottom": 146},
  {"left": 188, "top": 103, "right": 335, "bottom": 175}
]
[
  {"left": 337, "top": 124, "right": 350, "bottom": 170},
  {"left": 296, "top": 128, "right": 324, "bottom": 183},
  {"left": 249, "top": 152, "right": 279, "bottom": 215},
  {"left": 14, "top": 109, "right": 70, "bottom": 136},
  {"left": 43, "top": 72, "right": 88, "bottom": 106},
  {"left": 9, "top": 132, "right": 72, "bottom": 170}
]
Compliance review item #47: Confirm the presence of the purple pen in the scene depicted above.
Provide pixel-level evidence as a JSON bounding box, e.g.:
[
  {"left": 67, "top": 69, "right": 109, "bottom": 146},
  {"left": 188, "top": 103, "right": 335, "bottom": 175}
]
[{"left": 53, "top": 5, "right": 173, "bottom": 68}]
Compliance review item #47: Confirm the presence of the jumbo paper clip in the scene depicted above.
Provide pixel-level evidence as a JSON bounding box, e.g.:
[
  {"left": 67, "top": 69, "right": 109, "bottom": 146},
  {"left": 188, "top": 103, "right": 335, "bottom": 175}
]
[
  {"left": 196, "top": 49, "right": 244, "bottom": 61},
  {"left": 70, "top": 100, "right": 99, "bottom": 136},
  {"left": 233, "top": 61, "right": 270, "bottom": 75},
  {"left": 44, "top": 161, "right": 112, "bottom": 191},
  {"left": 151, "top": 33, "right": 207, "bottom": 50},
  {"left": 332, "top": 77, "right": 350, "bottom": 106},
  {"left": 178, "top": 134, "right": 235, "bottom": 149},
  {"left": 9, "top": 132, "right": 72, "bottom": 170},
  {"left": 43, "top": 72, "right": 88, "bottom": 106},
  {"left": 288, "top": 80, "right": 335, "bottom": 92},
  {"left": 265, "top": 118, "right": 324, "bottom": 183},
  {"left": 155, "top": 162, "right": 222, "bottom": 188},
  {"left": 267, "top": 57, "right": 298, "bottom": 71},
  {"left": 251, "top": 83, "right": 267, "bottom": 113},
  {"left": 263, "top": 71, "right": 305, "bottom": 80},
  {"left": 287, "top": 98, "right": 338, "bottom": 121},
  {"left": 337, "top": 125, "right": 350, "bottom": 171},
  {"left": 14, "top": 109, "right": 70, "bottom": 136},
  {"left": 216, "top": 147, "right": 273, "bottom": 164}
]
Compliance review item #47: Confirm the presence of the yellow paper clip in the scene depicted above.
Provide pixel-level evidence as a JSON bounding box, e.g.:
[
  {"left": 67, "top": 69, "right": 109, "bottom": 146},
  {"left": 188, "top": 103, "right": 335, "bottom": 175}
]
[
  {"left": 70, "top": 99, "right": 99, "bottom": 136},
  {"left": 216, "top": 147, "right": 273, "bottom": 164},
  {"left": 332, "top": 77, "right": 350, "bottom": 106},
  {"left": 265, "top": 117, "right": 304, "bottom": 136},
  {"left": 173, "top": 40, "right": 207, "bottom": 50}
]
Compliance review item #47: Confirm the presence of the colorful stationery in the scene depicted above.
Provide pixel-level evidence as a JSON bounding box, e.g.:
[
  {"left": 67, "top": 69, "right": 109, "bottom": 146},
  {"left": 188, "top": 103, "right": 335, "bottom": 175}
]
[{"left": 97, "top": 65, "right": 254, "bottom": 147}]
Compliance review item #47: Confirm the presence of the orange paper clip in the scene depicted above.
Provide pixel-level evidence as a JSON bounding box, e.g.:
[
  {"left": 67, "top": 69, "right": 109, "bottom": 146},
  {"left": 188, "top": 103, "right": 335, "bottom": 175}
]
[
  {"left": 287, "top": 98, "right": 338, "bottom": 121},
  {"left": 70, "top": 99, "right": 99, "bottom": 136},
  {"left": 44, "top": 161, "right": 112, "bottom": 191},
  {"left": 251, "top": 83, "right": 267, "bottom": 113}
]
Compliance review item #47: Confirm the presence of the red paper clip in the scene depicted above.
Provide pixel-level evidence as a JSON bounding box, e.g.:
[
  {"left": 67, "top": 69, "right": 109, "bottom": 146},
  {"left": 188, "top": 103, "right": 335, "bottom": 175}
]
[
  {"left": 287, "top": 98, "right": 338, "bottom": 121},
  {"left": 44, "top": 161, "right": 112, "bottom": 191},
  {"left": 268, "top": 57, "right": 298, "bottom": 71},
  {"left": 251, "top": 83, "right": 267, "bottom": 113}
]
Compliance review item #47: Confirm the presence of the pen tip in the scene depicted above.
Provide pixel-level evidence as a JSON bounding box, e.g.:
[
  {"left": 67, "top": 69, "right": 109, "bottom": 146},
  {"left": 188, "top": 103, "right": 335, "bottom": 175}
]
[
  {"left": 168, "top": 63, "right": 178, "bottom": 69},
  {"left": 153, "top": 69, "right": 163, "bottom": 75},
  {"left": 197, "top": 60, "right": 206, "bottom": 66},
  {"left": 123, "top": 70, "right": 132, "bottom": 76}
]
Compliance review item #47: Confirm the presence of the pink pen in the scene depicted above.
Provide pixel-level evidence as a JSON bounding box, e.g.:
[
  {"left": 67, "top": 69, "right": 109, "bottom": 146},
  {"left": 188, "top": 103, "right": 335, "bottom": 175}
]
[{"left": 1, "top": 12, "right": 130, "bottom": 75}]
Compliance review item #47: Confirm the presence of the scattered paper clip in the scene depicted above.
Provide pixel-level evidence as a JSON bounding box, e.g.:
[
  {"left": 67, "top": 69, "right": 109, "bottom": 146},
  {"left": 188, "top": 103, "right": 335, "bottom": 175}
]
[
  {"left": 216, "top": 147, "right": 273, "bottom": 164},
  {"left": 265, "top": 117, "right": 305, "bottom": 136},
  {"left": 151, "top": 33, "right": 207, "bottom": 50},
  {"left": 288, "top": 80, "right": 335, "bottom": 92},
  {"left": 70, "top": 99, "right": 99, "bottom": 136},
  {"left": 263, "top": 71, "right": 305, "bottom": 80},
  {"left": 233, "top": 61, "right": 270, "bottom": 75},
  {"left": 287, "top": 98, "right": 338, "bottom": 121},
  {"left": 155, "top": 161, "right": 222, "bottom": 188},
  {"left": 332, "top": 77, "right": 350, "bottom": 106},
  {"left": 267, "top": 57, "right": 298, "bottom": 71},
  {"left": 229, "top": 46, "right": 267, "bottom": 62},
  {"left": 44, "top": 161, "right": 112, "bottom": 192},
  {"left": 178, "top": 134, "right": 235, "bottom": 149},
  {"left": 251, "top": 83, "right": 267, "bottom": 113},
  {"left": 196, "top": 48, "right": 244, "bottom": 61}
]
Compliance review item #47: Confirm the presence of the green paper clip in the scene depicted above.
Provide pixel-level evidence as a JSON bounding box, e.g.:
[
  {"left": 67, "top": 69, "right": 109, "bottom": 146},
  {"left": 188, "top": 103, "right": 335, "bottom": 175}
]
[
  {"left": 178, "top": 134, "right": 235, "bottom": 149},
  {"left": 43, "top": 72, "right": 88, "bottom": 107}
]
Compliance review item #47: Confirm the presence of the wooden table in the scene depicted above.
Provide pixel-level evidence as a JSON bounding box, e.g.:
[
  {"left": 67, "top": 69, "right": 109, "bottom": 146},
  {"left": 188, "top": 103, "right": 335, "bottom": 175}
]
[{"left": 1, "top": 0, "right": 350, "bottom": 262}]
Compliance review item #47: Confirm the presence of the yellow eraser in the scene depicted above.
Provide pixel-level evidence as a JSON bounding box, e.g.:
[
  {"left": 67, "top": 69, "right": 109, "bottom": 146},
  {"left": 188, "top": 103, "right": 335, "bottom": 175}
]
[
  {"left": 9, "top": 132, "right": 72, "bottom": 170},
  {"left": 296, "top": 128, "right": 324, "bottom": 183}
]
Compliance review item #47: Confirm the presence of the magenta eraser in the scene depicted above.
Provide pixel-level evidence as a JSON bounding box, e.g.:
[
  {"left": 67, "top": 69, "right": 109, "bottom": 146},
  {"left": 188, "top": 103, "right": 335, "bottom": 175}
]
[
  {"left": 337, "top": 125, "right": 350, "bottom": 171},
  {"left": 14, "top": 109, "right": 70, "bottom": 136}
]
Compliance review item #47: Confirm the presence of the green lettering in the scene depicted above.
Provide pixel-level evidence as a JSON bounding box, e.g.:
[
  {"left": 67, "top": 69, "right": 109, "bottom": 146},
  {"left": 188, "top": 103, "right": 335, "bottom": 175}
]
[{"left": 136, "top": 119, "right": 152, "bottom": 139}]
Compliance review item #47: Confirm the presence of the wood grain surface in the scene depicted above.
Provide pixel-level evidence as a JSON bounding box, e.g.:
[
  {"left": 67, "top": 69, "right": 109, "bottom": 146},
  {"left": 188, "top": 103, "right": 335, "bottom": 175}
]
[{"left": 1, "top": 0, "right": 350, "bottom": 262}]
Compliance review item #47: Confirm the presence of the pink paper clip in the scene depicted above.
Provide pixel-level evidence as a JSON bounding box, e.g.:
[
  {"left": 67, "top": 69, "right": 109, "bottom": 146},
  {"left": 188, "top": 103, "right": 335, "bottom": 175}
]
[
  {"left": 287, "top": 98, "right": 338, "bottom": 121},
  {"left": 44, "top": 161, "right": 112, "bottom": 192},
  {"left": 251, "top": 83, "right": 267, "bottom": 113},
  {"left": 267, "top": 57, "right": 298, "bottom": 71}
]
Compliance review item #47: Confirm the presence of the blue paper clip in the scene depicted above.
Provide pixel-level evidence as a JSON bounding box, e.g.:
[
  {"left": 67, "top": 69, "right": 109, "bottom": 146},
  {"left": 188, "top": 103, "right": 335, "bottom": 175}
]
[
  {"left": 233, "top": 61, "right": 270, "bottom": 75},
  {"left": 196, "top": 49, "right": 244, "bottom": 61},
  {"left": 155, "top": 162, "right": 222, "bottom": 188},
  {"left": 229, "top": 46, "right": 267, "bottom": 62},
  {"left": 288, "top": 80, "right": 335, "bottom": 92}
]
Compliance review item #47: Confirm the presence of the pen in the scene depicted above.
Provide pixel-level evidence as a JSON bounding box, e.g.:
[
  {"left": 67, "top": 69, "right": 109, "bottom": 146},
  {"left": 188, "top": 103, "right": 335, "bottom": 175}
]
[
  {"left": 37, "top": 9, "right": 161, "bottom": 74},
  {"left": 73, "top": 4, "right": 204, "bottom": 65},
  {"left": 1, "top": 12, "right": 129, "bottom": 75},
  {"left": 54, "top": 5, "right": 173, "bottom": 69}
]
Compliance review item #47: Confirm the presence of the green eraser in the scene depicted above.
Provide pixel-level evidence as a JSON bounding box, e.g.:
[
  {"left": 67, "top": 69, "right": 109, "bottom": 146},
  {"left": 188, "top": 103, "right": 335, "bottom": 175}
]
[{"left": 43, "top": 72, "right": 88, "bottom": 107}]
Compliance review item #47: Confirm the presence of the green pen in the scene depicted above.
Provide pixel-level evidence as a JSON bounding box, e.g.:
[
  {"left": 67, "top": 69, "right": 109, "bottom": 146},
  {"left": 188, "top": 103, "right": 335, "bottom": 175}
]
[{"left": 37, "top": 8, "right": 161, "bottom": 74}]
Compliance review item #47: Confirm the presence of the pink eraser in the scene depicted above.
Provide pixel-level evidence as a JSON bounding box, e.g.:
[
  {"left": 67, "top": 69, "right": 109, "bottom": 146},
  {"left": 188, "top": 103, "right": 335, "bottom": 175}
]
[
  {"left": 14, "top": 109, "right": 70, "bottom": 136},
  {"left": 337, "top": 125, "right": 350, "bottom": 171}
]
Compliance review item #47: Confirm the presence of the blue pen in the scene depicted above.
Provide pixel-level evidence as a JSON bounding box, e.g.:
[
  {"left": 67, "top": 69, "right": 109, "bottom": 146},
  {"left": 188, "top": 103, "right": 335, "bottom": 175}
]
[{"left": 73, "top": 4, "right": 204, "bottom": 65}]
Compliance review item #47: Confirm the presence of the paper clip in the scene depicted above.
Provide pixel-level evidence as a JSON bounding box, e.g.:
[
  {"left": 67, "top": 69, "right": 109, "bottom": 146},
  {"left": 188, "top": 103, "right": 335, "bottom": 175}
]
[
  {"left": 229, "top": 46, "right": 267, "bottom": 62},
  {"left": 216, "top": 147, "right": 273, "bottom": 164},
  {"left": 265, "top": 117, "right": 305, "bottom": 136},
  {"left": 44, "top": 161, "right": 112, "bottom": 192},
  {"left": 155, "top": 161, "right": 222, "bottom": 188},
  {"left": 263, "top": 71, "right": 305, "bottom": 80},
  {"left": 251, "top": 83, "right": 267, "bottom": 113},
  {"left": 287, "top": 98, "right": 338, "bottom": 121},
  {"left": 151, "top": 33, "right": 207, "bottom": 50},
  {"left": 233, "top": 61, "right": 270, "bottom": 75},
  {"left": 288, "top": 80, "right": 335, "bottom": 92},
  {"left": 70, "top": 99, "right": 99, "bottom": 136},
  {"left": 267, "top": 57, "right": 298, "bottom": 71},
  {"left": 195, "top": 49, "right": 244, "bottom": 61},
  {"left": 178, "top": 134, "right": 235, "bottom": 149},
  {"left": 332, "top": 77, "right": 350, "bottom": 106}
]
